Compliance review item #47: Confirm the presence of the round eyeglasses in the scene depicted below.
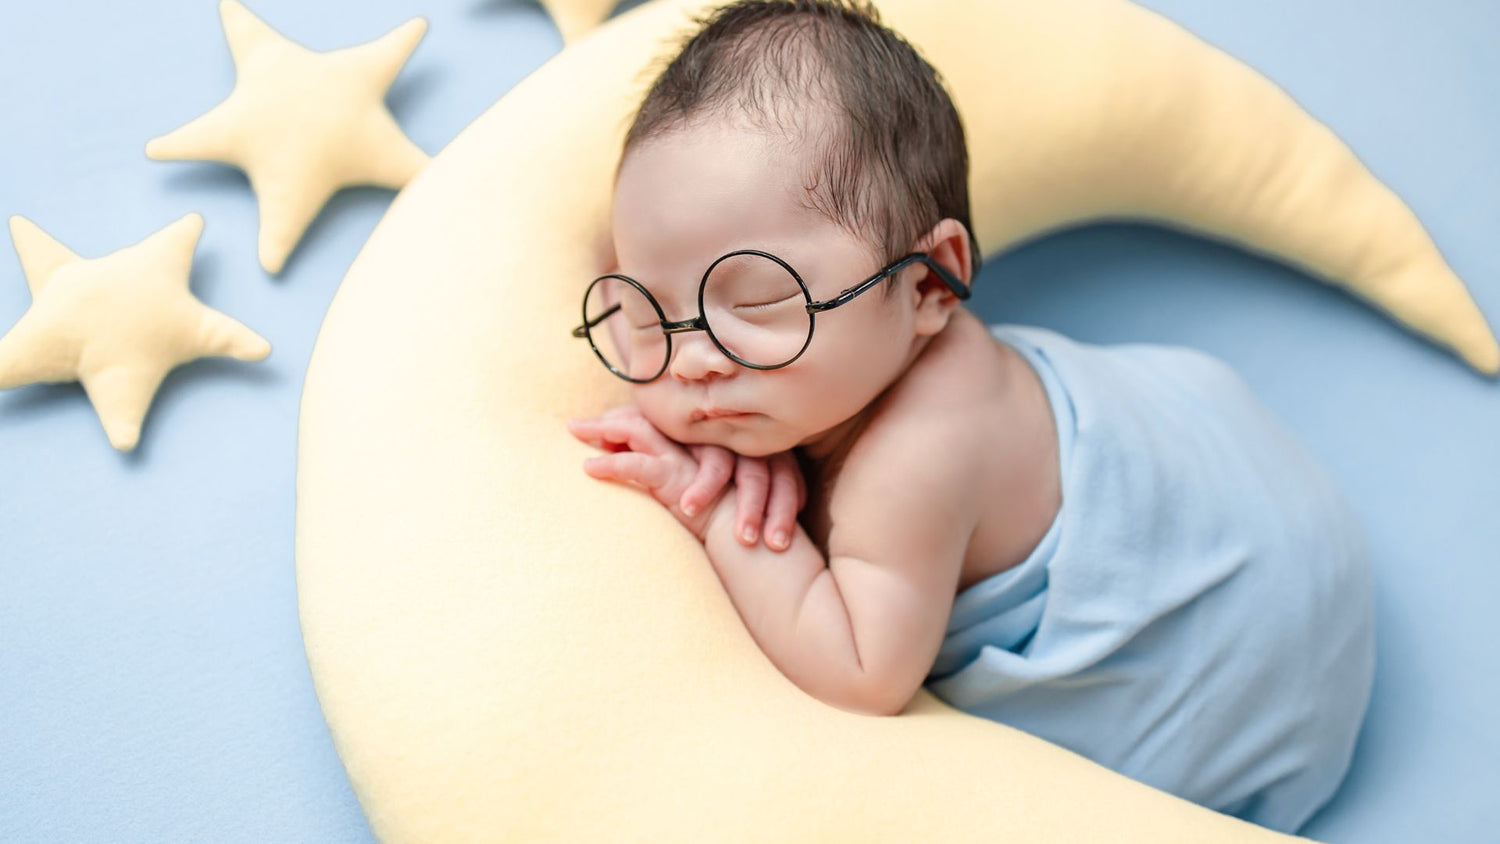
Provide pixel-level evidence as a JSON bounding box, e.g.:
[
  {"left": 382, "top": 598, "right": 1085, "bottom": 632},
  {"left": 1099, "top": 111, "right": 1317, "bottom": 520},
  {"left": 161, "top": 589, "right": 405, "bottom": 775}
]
[{"left": 571, "top": 249, "right": 970, "bottom": 383}]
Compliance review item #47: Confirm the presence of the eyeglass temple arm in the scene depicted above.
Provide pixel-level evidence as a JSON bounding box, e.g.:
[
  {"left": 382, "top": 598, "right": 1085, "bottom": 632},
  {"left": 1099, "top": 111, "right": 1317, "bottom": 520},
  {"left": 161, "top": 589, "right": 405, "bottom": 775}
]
[
  {"left": 572, "top": 302, "right": 621, "bottom": 337},
  {"left": 922, "top": 255, "right": 972, "bottom": 300},
  {"left": 810, "top": 253, "right": 971, "bottom": 314}
]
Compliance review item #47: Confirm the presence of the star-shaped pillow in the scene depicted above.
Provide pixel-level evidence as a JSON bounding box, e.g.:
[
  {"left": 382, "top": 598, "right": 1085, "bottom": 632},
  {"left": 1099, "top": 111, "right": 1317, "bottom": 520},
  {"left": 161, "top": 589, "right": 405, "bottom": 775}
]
[
  {"left": 0, "top": 213, "right": 270, "bottom": 451},
  {"left": 146, "top": 1, "right": 429, "bottom": 275}
]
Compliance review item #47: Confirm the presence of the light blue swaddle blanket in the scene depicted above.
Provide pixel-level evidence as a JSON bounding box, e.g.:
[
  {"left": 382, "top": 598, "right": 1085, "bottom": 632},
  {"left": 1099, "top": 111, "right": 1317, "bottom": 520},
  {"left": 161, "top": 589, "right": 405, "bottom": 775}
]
[{"left": 923, "top": 323, "right": 1376, "bottom": 835}]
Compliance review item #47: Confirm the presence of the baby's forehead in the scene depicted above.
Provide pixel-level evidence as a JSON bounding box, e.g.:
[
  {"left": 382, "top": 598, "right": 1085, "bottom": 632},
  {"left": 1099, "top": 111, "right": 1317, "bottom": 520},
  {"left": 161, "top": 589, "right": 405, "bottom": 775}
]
[
  {"left": 611, "top": 105, "right": 886, "bottom": 273},
  {"left": 689, "top": 97, "right": 842, "bottom": 164}
]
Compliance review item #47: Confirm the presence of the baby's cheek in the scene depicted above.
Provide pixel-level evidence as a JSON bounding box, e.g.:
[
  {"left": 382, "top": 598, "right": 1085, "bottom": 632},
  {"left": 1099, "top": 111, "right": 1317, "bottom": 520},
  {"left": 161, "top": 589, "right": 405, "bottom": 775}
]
[{"left": 641, "top": 406, "right": 698, "bottom": 447}]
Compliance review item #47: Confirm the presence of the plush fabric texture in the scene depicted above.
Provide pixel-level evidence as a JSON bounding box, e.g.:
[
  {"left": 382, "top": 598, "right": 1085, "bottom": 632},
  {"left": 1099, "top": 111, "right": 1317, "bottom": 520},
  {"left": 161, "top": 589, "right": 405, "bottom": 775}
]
[
  {"left": 541, "top": 0, "right": 620, "bottom": 44},
  {"left": 295, "top": 0, "right": 1494, "bottom": 840},
  {"left": 0, "top": 213, "right": 270, "bottom": 451},
  {"left": 146, "top": 0, "right": 429, "bottom": 275},
  {"left": 925, "top": 323, "right": 1375, "bottom": 834}
]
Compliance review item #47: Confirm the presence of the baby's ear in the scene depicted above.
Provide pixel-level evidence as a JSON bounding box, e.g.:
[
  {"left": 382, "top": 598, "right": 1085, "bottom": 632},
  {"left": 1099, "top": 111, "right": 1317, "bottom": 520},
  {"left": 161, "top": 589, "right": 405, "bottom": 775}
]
[
  {"left": 922, "top": 218, "right": 973, "bottom": 287},
  {"left": 909, "top": 218, "right": 972, "bottom": 336}
]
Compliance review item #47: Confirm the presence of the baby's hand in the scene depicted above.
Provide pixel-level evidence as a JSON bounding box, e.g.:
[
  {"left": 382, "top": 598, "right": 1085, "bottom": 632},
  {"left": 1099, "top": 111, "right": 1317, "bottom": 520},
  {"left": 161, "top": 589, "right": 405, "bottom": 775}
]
[
  {"left": 680, "top": 444, "right": 805, "bottom": 552},
  {"left": 566, "top": 405, "right": 721, "bottom": 541}
]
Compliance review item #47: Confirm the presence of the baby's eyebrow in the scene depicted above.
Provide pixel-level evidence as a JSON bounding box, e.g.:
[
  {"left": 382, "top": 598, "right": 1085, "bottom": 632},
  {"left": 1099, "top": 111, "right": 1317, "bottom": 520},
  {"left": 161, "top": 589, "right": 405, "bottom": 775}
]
[{"left": 619, "top": 270, "right": 698, "bottom": 311}]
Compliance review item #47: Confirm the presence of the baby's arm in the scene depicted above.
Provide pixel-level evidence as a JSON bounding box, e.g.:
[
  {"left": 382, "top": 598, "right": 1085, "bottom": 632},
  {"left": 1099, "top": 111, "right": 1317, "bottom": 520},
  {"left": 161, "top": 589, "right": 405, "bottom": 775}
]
[{"left": 701, "top": 421, "right": 981, "bottom": 716}]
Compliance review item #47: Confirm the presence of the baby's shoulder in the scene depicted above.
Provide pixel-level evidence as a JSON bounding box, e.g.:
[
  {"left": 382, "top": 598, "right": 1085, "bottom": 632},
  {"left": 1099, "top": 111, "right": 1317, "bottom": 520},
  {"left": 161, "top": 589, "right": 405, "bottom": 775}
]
[
  {"left": 815, "top": 398, "right": 988, "bottom": 566},
  {"left": 832, "top": 320, "right": 1003, "bottom": 497}
]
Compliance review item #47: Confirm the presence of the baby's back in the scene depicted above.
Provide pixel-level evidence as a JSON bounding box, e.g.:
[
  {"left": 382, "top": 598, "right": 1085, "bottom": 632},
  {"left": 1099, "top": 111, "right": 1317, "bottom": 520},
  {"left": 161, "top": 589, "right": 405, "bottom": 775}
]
[{"left": 923, "top": 321, "right": 1376, "bottom": 835}]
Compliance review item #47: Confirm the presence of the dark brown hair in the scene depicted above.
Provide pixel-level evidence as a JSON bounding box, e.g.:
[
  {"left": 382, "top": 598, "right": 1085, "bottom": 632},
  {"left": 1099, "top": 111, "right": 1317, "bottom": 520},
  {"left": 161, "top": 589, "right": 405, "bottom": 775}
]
[{"left": 618, "top": 0, "right": 982, "bottom": 302}]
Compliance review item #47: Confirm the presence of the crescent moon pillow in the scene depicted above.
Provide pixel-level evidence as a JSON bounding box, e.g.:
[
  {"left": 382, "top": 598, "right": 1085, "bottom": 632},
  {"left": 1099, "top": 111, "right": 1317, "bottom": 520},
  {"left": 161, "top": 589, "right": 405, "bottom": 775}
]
[{"left": 295, "top": 0, "right": 1498, "bottom": 841}]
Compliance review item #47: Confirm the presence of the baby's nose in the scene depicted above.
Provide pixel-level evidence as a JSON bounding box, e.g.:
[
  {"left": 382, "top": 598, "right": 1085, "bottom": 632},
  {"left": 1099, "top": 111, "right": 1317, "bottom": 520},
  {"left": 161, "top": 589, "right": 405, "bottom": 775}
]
[{"left": 669, "top": 332, "right": 738, "bottom": 382}]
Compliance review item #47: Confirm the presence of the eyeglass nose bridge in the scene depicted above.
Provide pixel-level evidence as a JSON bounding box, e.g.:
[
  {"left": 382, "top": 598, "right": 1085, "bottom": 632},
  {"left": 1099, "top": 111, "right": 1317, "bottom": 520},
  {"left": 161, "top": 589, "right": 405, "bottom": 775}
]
[
  {"left": 659, "top": 314, "right": 732, "bottom": 376},
  {"left": 661, "top": 315, "right": 708, "bottom": 335},
  {"left": 660, "top": 312, "right": 768, "bottom": 383}
]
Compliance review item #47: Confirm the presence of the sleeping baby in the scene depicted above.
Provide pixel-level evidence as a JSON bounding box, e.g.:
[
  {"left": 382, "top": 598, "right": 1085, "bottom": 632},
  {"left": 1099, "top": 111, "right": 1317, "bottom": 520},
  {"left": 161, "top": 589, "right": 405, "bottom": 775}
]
[{"left": 565, "top": 0, "right": 1374, "bottom": 835}]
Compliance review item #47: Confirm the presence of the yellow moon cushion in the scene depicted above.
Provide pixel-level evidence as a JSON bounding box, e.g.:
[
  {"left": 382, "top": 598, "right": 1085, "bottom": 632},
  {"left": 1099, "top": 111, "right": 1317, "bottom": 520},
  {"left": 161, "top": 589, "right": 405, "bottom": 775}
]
[{"left": 296, "top": 0, "right": 1497, "bottom": 841}]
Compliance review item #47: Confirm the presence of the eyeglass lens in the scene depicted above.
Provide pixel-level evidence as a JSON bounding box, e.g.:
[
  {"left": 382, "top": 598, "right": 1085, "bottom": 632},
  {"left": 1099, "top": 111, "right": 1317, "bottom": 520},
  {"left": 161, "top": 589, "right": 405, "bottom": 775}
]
[{"left": 583, "top": 253, "right": 810, "bottom": 380}]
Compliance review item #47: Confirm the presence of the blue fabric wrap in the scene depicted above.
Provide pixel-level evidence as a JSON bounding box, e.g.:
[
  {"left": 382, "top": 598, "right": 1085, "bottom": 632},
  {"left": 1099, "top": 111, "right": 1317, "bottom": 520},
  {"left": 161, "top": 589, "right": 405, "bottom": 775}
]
[{"left": 923, "top": 323, "right": 1376, "bottom": 835}]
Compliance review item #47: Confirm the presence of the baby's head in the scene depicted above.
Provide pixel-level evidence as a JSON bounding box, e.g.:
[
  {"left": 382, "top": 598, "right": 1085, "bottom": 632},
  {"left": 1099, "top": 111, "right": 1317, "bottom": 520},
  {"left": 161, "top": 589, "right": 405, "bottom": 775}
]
[{"left": 596, "top": 0, "right": 979, "bottom": 459}]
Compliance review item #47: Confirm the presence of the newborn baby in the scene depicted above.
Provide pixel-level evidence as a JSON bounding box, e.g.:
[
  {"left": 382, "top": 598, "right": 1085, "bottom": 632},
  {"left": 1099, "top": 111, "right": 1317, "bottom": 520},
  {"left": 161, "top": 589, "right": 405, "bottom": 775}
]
[{"left": 567, "top": 0, "right": 1374, "bottom": 835}]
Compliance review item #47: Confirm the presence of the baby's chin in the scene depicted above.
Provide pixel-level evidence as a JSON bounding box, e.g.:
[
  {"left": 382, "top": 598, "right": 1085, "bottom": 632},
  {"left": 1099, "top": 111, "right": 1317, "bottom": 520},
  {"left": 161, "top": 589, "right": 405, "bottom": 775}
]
[{"left": 676, "top": 418, "right": 794, "bottom": 458}]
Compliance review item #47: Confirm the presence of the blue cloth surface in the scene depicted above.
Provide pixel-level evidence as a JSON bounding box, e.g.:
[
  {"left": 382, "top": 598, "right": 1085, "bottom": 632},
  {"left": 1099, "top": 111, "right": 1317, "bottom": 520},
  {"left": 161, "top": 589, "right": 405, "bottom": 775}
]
[{"left": 924, "top": 323, "right": 1377, "bottom": 834}]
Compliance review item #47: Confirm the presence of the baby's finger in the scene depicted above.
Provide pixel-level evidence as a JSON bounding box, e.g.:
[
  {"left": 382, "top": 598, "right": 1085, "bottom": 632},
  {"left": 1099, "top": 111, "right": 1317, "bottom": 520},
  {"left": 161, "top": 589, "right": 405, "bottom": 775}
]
[
  {"left": 583, "top": 451, "right": 673, "bottom": 490},
  {"left": 733, "top": 455, "right": 771, "bottom": 545},
  {"left": 622, "top": 412, "right": 680, "bottom": 456},
  {"left": 573, "top": 413, "right": 673, "bottom": 456},
  {"left": 680, "top": 445, "right": 733, "bottom": 517},
  {"left": 566, "top": 416, "right": 607, "bottom": 444},
  {"left": 567, "top": 417, "right": 630, "bottom": 453},
  {"left": 764, "top": 451, "right": 802, "bottom": 551},
  {"left": 600, "top": 405, "right": 641, "bottom": 422},
  {"left": 600, "top": 405, "right": 660, "bottom": 441}
]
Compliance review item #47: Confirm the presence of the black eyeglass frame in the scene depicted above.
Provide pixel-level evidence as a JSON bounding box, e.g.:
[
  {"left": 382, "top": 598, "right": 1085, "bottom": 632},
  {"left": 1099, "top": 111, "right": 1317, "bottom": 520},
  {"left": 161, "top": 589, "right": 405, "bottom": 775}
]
[{"left": 571, "top": 248, "right": 971, "bottom": 383}]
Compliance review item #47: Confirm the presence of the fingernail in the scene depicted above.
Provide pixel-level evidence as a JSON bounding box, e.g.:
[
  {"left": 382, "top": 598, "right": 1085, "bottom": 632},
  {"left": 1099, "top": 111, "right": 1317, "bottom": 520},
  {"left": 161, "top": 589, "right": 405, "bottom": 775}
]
[
  {"left": 683, "top": 502, "right": 698, "bottom": 517},
  {"left": 742, "top": 525, "right": 757, "bottom": 543},
  {"left": 772, "top": 531, "right": 788, "bottom": 549}
]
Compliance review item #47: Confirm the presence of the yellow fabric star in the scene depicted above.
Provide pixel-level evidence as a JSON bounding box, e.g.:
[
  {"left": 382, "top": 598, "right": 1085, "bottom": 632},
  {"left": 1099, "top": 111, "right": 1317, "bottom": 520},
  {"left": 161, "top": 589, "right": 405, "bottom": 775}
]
[
  {"left": 0, "top": 213, "right": 271, "bottom": 451},
  {"left": 146, "top": 0, "right": 429, "bottom": 274}
]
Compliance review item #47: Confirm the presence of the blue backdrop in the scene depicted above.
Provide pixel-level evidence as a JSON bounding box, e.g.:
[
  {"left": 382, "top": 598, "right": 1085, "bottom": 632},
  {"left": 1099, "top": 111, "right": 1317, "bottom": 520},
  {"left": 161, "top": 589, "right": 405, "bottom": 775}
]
[{"left": 2, "top": 0, "right": 1496, "bottom": 841}]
